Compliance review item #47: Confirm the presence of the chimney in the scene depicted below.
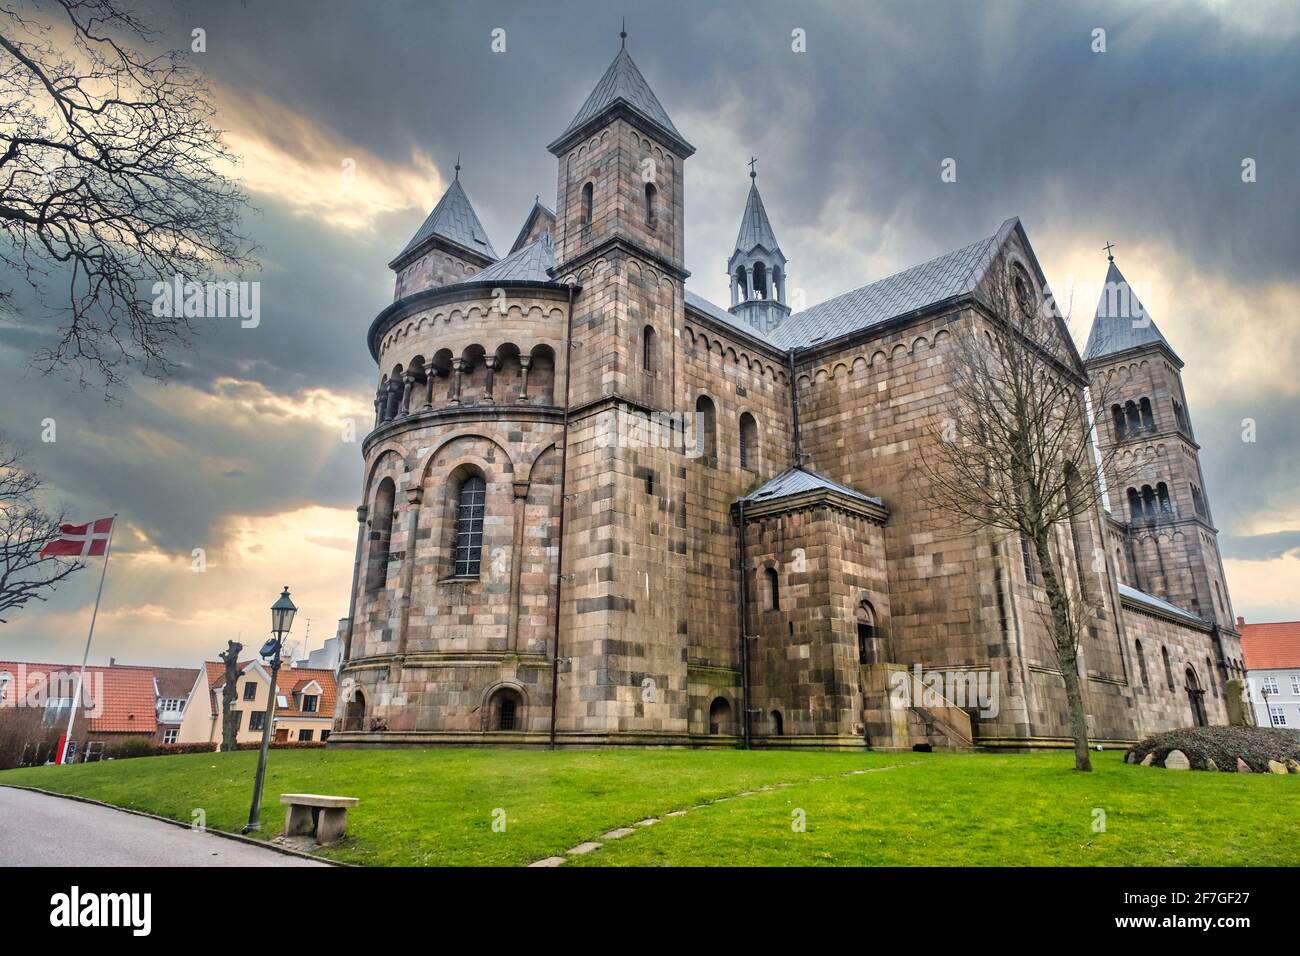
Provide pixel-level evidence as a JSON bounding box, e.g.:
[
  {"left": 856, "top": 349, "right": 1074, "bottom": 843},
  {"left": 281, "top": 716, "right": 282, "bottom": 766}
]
[
  {"left": 109, "top": 657, "right": 116, "bottom": 667},
  {"left": 1236, "top": 616, "right": 1246, "bottom": 628}
]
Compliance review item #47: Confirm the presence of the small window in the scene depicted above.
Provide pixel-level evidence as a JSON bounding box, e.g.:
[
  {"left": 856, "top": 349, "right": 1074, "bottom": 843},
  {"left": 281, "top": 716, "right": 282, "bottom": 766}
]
[
  {"left": 1263, "top": 676, "right": 1280, "bottom": 695},
  {"left": 301, "top": 695, "right": 318, "bottom": 713},
  {"left": 249, "top": 711, "right": 265, "bottom": 732},
  {"left": 1270, "top": 705, "right": 1286, "bottom": 727},
  {"left": 642, "top": 325, "right": 655, "bottom": 372},
  {"left": 243, "top": 682, "right": 257, "bottom": 701},
  {"left": 321, "top": 730, "right": 331, "bottom": 741},
  {"left": 1135, "top": 640, "right": 1150, "bottom": 687},
  {"left": 581, "top": 182, "right": 594, "bottom": 226},
  {"left": 739, "top": 413, "right": 758, "bottom": 470},
  {"left": 764, "top": 567, "right": 780, "bottom": 611},
  {"left": 490, "top": 688, "right": 522, "bottom": 731},
  {"left": 453, "top": 474, "right": 487, "bottom": 577},
  {"left": 1020, "top": 532, "right": 1036, "bottom": 584},
  {"left": 644, "top": 181, "right": 657, "bottom": 226},
  {"left": 298, "top": 729, "right": 314, "bottom": 742},
  {"left": 1162, "top": 646, "right": 1174, "bottom": 691},
  {"left": 1291, "top": 676, "right": 1300, "bottom": 695}
]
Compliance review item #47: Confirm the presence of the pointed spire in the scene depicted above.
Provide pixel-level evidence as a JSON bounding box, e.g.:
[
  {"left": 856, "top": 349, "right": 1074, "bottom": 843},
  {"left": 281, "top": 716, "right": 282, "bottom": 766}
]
[
  {"left": 393, "top": 173, "right": 498, "bottom": 264},
  {"left": 732, "top": 174, "right": 782, "bottom": 258},
  {"left": 1084, "top": 256, "right": 1179, "bottom": 363},
  {"left": 620, "top": 17, "right": 627, "bottom": 49},
  {"left": 549, "top": 42, "right": 692, "bottom": 155}
]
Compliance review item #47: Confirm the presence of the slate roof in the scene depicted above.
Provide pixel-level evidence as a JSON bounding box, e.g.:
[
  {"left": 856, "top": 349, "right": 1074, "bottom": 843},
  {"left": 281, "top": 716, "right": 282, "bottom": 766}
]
[
  {"left": 1083, "top": 260, "right": 1179, "bottom": 362},
  {"left": 395, "top": 179, "right": 498, "bottom": 263},
  {"left": 768, "top": 218, "right": 1017, "bottom": 349},
  {"left": 153, "top": 666, "right": 200, "bottom": 700},
  {"left": 684, "top": 289, "right": 777, "bottom": 346},
  {"left": 732, "top": 180, "right": 782, "bottom": 259},
  {"left": 509, "top": 198, "right": 556, "bottom": 254},
  {"left": 1241, "top": 621, "right": 1300, "bottom": 670},
  {"left": 1117, "top": 583, "right": 1204, "bottom": 626},
  {"left": 738, "top": 467, "right": 882, "bottom": 507},
  {"left": 460, "top": 234, "right": 556, "bottom": 285},
  {"left": 554, "top": 47, "right": 686, "bottom": 148}
]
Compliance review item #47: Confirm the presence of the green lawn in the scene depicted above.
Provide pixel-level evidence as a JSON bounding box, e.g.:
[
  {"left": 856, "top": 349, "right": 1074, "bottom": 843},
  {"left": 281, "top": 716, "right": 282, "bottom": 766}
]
[{"left": 2, "top": 748, "right": 1295, "bottom": 866}]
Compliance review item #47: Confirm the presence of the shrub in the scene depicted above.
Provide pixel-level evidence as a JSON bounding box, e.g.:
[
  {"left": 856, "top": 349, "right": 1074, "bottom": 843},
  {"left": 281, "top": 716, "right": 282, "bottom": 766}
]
[
  {"left": 155, "top": 742, "right": 218, "bottom": 756},
  {"left": 233, "top": 740, "right": 326, "bottom": 750},
  {"left": 1127, "top": 725, "right": 1300, "bottom": 771},
  {"left": 103, "top": 736, "right": 158, "bottom": 760}
]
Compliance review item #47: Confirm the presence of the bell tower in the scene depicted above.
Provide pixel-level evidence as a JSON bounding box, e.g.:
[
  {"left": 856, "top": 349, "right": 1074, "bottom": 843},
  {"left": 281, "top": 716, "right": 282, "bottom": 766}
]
[{"left": 727, "top": 162, "right": 790, "bottom": 335}]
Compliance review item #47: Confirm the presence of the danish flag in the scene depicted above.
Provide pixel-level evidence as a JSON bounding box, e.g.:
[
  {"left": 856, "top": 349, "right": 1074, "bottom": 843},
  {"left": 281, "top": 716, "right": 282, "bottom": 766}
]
[{"left": 40, "top": 517, "right": 116, "bottom": 559}]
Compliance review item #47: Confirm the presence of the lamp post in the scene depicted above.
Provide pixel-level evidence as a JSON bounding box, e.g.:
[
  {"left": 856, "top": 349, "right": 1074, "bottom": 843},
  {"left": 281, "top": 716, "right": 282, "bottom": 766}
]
[{"left": 243, "top": 586, "right": 296, "bottom": 834}]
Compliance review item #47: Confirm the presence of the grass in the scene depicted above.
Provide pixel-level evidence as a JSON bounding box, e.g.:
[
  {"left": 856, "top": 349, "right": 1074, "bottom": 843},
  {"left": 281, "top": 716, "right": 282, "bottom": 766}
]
[{"left": 1, "top": 748, "right": 1295, "bottom": 866}]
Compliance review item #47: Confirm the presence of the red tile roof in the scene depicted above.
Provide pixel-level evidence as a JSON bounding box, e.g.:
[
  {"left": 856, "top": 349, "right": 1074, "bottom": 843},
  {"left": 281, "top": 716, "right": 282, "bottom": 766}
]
[
  {"left": 1241, "top": 621, "right": 1300, "bottom": 670},
  {"left": 199, "top": 660, "right": 336, "bottom": 719},
  {"left": 0, "top": 661, "right": 160, "bottom": 733}
]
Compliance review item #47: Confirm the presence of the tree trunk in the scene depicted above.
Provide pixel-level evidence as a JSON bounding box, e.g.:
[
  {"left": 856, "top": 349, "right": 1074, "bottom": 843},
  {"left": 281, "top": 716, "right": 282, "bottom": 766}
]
[
  {"left": 220, "top": 641, "right": 242, "bottom": 753},
  {"left": 1033, "top": 530, "right": 1093, "bottom": 771}
]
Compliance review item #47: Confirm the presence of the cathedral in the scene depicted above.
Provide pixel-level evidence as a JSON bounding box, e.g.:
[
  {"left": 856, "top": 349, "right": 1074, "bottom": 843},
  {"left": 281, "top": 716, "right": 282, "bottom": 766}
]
[{"left": 331, "top": 40, "right": 1244, "bottom": 750}]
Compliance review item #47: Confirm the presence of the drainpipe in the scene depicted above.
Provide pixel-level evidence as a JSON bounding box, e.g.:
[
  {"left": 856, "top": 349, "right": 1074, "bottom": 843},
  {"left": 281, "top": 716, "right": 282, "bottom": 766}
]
[
  {"left": 737, "top": 498, "right": 753, "bottom": 750},
  {"left": 549, "top": 284, "right": 577, "bottom": 749},
  {"left": 787, "top": 349, "right": 802, "bottom": 468}
]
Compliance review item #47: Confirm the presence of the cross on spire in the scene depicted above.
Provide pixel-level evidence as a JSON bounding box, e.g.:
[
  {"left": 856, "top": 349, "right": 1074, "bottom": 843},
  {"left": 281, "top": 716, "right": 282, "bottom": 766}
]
[
  {"left": 748, "top": 156, "right": 757, "bottom": 179},
  {"left": 620, "top": 17, "right": 626, "bottom": 48},
  {"left": 1103, "top": 240, "right": 1115, "bottom": 261},
  {"left": 454, "top": 154, "right": 461, "bottom": 181}
]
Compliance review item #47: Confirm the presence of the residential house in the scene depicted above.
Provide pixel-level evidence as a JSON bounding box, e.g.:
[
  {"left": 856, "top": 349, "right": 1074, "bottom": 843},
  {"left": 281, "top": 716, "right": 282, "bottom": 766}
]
[
  {"left": 177, "top": 659, "right": 337, "bottom": 748},
  {"left": 1240, "top": 616, "right": 1300, "bottom": 729}
]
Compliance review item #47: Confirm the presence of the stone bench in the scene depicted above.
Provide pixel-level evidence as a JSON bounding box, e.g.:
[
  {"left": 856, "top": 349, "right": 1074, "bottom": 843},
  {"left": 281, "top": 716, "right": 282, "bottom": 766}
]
[{"left": 280, "top": 793, "right": 359, "bottom": 845}]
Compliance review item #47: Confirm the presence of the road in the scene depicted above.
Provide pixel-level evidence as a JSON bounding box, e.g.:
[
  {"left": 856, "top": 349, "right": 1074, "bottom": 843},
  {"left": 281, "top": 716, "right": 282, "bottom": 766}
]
[{"left": 0, "top": 787, "right": 328, "bottom": 866}]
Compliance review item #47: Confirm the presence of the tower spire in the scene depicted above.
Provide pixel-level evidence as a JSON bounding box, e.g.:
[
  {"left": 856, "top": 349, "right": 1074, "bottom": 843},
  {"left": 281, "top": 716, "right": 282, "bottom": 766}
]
[
  {"left": 727, "top": 169, "right": 789, "bottom": 334},
  {"left": 620, "top": 17, "right": 626, "bottom": 48}
]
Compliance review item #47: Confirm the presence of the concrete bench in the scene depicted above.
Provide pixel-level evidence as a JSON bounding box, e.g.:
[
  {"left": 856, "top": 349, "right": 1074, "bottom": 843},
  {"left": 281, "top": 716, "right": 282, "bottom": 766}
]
[{"left": 280, "top": 793, "right": 359, "bottom": 845}]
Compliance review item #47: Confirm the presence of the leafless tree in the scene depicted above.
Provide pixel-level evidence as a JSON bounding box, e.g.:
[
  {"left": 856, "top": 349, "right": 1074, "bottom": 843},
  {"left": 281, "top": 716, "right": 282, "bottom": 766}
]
[
  {"left": 0, "top": 434, "right": 80, "bottom": 622},
  {"left": 921, "top": 259, "right": 1132, "bottom": 771},
  {"left": 219, "top": 638, "right": 241, "bottom": 752},
  {"left": 0, "top": 0, "right": 256, "bottom": 391}
]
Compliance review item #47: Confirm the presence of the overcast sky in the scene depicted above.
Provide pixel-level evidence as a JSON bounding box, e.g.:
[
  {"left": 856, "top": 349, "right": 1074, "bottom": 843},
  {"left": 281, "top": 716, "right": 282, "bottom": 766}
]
[{"left": 3, "top": 0, "right": 1298, "bottom": 667}]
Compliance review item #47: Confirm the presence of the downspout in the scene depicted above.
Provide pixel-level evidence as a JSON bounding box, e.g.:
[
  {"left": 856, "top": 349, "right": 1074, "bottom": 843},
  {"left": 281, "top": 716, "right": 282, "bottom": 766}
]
[
  {"left": 787, "top": 349, "right": 802, "bottom": 468},
  {"left": 736, "top": 498, "right": 753, "bottom": 749},
  {"left": 549, "top": 283, "right": 577, "bottom": 749}
]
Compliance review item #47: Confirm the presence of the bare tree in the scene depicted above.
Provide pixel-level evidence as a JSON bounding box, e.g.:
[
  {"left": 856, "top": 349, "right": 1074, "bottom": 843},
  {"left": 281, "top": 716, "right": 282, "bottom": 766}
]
[
  {"left": 921, "top": 259, "right": 1132, "bottom": 771},
  {"left": 0, "top": 0, "right": 255, "bottom": 390},
  {"left": 0, "top": 434, "right": 80, "bottom": 622},
  {"left": 218, "top": 638, "right": 241, "bottom": 752}
]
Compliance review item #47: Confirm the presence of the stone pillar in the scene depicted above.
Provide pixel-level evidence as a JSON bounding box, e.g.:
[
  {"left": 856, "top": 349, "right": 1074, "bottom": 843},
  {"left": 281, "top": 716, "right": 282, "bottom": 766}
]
[
  {"left": 396, "top": 485, "right": 422, "bottom": 656},
  {"left": 423, "top": 372, "right": 436, "bottom": 409},
  {"left": 507, "top": 480, "right": 529, "bottom": 653},
  {"left": 518, "top": 357, "right": 531, "bottom": 404},
  {"left": 482, "top": 356, "right": 499, "bottom": 405},
  {"left": 450, "top": 358, "right": 465, "bottom": 406},
  {"left": 385, "top": 379, "right": 403, "bottom": 421},
  {"left": 400, "top": 374, "right": 415, "bottom": 417},
  {"left": 373, "top": 393, "right": 384, "bottom": 428}
]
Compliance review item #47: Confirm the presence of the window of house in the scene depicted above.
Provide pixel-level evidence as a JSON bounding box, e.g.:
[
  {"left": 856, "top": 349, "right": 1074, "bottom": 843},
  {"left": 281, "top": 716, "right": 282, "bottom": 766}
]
[
  {"left": 1262, "top": 676, "right": 1280, "bottom": 695},
  {"left": 1291, "top": 676, "right": 1300, "bottom": 695},
  {"left": 42, "top": 697, "right": 74, "bottom": 727},
  {"left": 453, "top": 474, "right": 487, "bottom": 577},
  {"left": 249, "top": 711, "right": 265, "bottom": 732},
  {"left": 243, "top": 682, "right": 257, "bottom": 700},
  {"left": 163, "top": 729, "right": 178, "bottom": 744},
  {"left": 301, "top": 695, "right": 318, "bottom": 713},
  {"left": 1270, "top": 705, "right": 1286, "bottom": 726},
  {"left": 321, "top": 730, "right": 331, "bottom": 741},
  {"left": 233, "top": 710, "right": 243, "bottom": 731},
  {"left": 298, "top": 729, "right": 314, "bottom": 742}
]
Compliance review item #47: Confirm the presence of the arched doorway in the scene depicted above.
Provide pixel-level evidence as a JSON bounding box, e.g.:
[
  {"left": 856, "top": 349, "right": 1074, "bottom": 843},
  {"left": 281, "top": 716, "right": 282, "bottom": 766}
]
[
  {"left": 770, "top": 710, "right": 784, "bottom": 736},
  {"left": 1185, "top": 667, "right": 1207, "bottom": 727},
  {"left": 857, "top": 600, "right": 880, "bottom": 664},
  {"left": 489, "top": 687, "right": 523, "bottom": 731},
  {"left": 344, "top": 690, "right": 366, "bottom": 731},
  {"left": 708, "top": 696, "right": 732, "bottom": 735}
]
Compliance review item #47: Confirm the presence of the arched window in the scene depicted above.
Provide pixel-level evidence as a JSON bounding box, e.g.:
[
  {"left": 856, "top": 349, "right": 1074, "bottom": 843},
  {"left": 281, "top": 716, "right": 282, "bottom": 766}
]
[
  {"left": 365, "top": 477, "right": 396, "bottom": 591},
  {"left": 642, "top": 325, "right": 655, "bottom": 372},
  {"left": 1112, "top": 404, "right": 1126, "bottom": 439},
  {"left": 770, "top": 710, "right": 784, "bottom": 736},
  {"left": 344, "top": 689, "right": 366, "bottom": 731},
  {"left": 764, "top": 567, "right": 780, "bottom": 611},
  {"left": 739, "top": 412, "right": 758, "bottom": 470},
  {"left": 1139, "top": 397, "right": 1155, "bottom": 430},
  {"left": 694, "top": 395, "right": 717, "bottom": 461},
  {"left": 453, "top": 474, "right": 487, "bottom": 577},
  {"left": 489, "top": 687, "right": 522, "bottom": 731},
  {"left": 1156, "top": 482, "right": 1172, "bottom": 515},
  {"left": 857, "top": 600, "right": 879, "bottom": 665},
  {"left": 1134, "top": 640, "right": 1150, "bottom": 686},
  {"left": 1185, "top": 667, "right": 1207, "bottom": 726},
  {"left": 581, "top": 182, "right": 593, "bottom": 226},
  {"left": 1127, "top": 488, "right": 1143, "bottom": 522},
  {"left": 708, "top": 696, "right": 732, "bottom": 735},
  {"left": 1206, "top": 655, "right": 1219, "bottom": 697},
  {"left": 1125, "top": 401, "right": 1141, "bottom": 434},
  {"left": 752, "top": 262, "right": 768, "bottom": 299},
  {"left": 734, "top": 266, "right": 749, "bottom": 301},
  {"left": 772, "top": 267, "right": 783, "bottom": 303},
  {"left": 643, "top": 182, "right": 657, "bottom": 226},
  {"left": 1161, "top": 645, "right": 1174, "bottom": 691},
  {"left": 1141, "top": 485, "right": 1157, "bottom": 521}
]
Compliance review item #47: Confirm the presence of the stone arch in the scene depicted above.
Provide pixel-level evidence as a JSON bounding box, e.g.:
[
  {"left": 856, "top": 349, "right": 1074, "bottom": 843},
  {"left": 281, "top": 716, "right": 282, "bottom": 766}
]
[
  {"left": 708, "top": 696, "right": 734, "bottom": 735},
  {"left": 481, "top": 681, "right": 529, "bottom": 732}
]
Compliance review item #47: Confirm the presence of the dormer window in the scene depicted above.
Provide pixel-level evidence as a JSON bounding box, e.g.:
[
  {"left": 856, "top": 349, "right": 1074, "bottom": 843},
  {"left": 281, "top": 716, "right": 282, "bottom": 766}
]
[{"left": 302, "top": 694, "right": 318, "bottom": 713}]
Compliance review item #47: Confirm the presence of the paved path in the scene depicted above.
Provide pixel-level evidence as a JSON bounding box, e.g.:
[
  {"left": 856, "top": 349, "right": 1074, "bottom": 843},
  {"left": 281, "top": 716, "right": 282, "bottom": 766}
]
[{"left": 0, "top": 788, "right": 327, "bottom": 867}]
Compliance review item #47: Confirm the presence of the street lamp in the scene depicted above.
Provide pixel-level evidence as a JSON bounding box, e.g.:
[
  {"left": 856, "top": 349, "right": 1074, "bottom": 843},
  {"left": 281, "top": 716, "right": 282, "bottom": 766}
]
[{"left": 243, "top": 586, "right": 296, "bottom": 833}]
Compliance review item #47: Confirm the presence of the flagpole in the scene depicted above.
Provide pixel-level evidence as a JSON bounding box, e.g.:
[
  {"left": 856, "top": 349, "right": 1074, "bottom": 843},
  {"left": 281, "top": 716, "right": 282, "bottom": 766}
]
[{"left": 61, "top": 515, "right": 117, "bottom": 765}]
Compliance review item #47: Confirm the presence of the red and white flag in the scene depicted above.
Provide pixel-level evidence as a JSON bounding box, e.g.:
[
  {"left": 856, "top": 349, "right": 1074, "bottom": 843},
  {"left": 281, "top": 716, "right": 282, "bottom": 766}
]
[{"left": 40, "top": 517, "right": 116, "bottom": 559}]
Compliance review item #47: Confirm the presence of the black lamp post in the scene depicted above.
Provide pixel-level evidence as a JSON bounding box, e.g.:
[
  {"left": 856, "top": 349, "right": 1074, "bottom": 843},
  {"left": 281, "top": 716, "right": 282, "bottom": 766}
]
[{"left": 243, "top": 586, "right": 296, "bottom": 833}]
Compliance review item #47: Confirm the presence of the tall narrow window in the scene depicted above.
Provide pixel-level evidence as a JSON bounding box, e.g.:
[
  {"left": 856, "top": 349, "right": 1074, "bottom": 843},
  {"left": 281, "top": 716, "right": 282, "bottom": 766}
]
[
  {"left": 642, "top": 325, "right": 655, "bottom": 372},
  {"left": 1157, "top": 482, "right": 1172, "bottom": 515},
  {"left": 739, "top": 413, "right": 758, "bottom": 470},
  {"left": 453, "top": 474, "right": 486, "bottom": 577},
  {"left": 765, "top": 567, "right": 780, "bottom": 611},
  {"left": 1020, "top": 531, "right": 1036, "bottom": 584},
  {"left": 857, "top": 600, "right": 879, "bottom": 664},
  {"left": 1161, "top": 645, "right": 1174, "bottom": 691},
  {"left": 1139, "top": 397, "right": 1155, "bottom": 430},
  {"left": 643, "top": 182, "right": 657, "bottom": 226},
  {"left": 694, "top": 395, "right": 717, "bottom": 462},
  {"left": 365, "top": 477, "right": 396, "bottom": 591},
  {"left": 1127, "top": 488, "right": 1143, "bottom": 522},
  {"left": 1125, "top": 401, "right": 1141, "bottom": 434},
  {"left": 581, "top": 182, "right": 593, "bottom": 227},
  {"left": 1112, "top": 404, "right": 1126, "bottom": 439},
  {"left": 1135, "top": 640, "right": 1150, "bottom": 686}
]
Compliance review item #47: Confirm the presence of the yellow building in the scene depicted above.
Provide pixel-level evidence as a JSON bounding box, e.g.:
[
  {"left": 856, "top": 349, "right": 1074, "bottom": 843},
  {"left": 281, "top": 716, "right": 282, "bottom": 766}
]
[{"left": 177, "top": 660, "right": 336, "bottom": 749}]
